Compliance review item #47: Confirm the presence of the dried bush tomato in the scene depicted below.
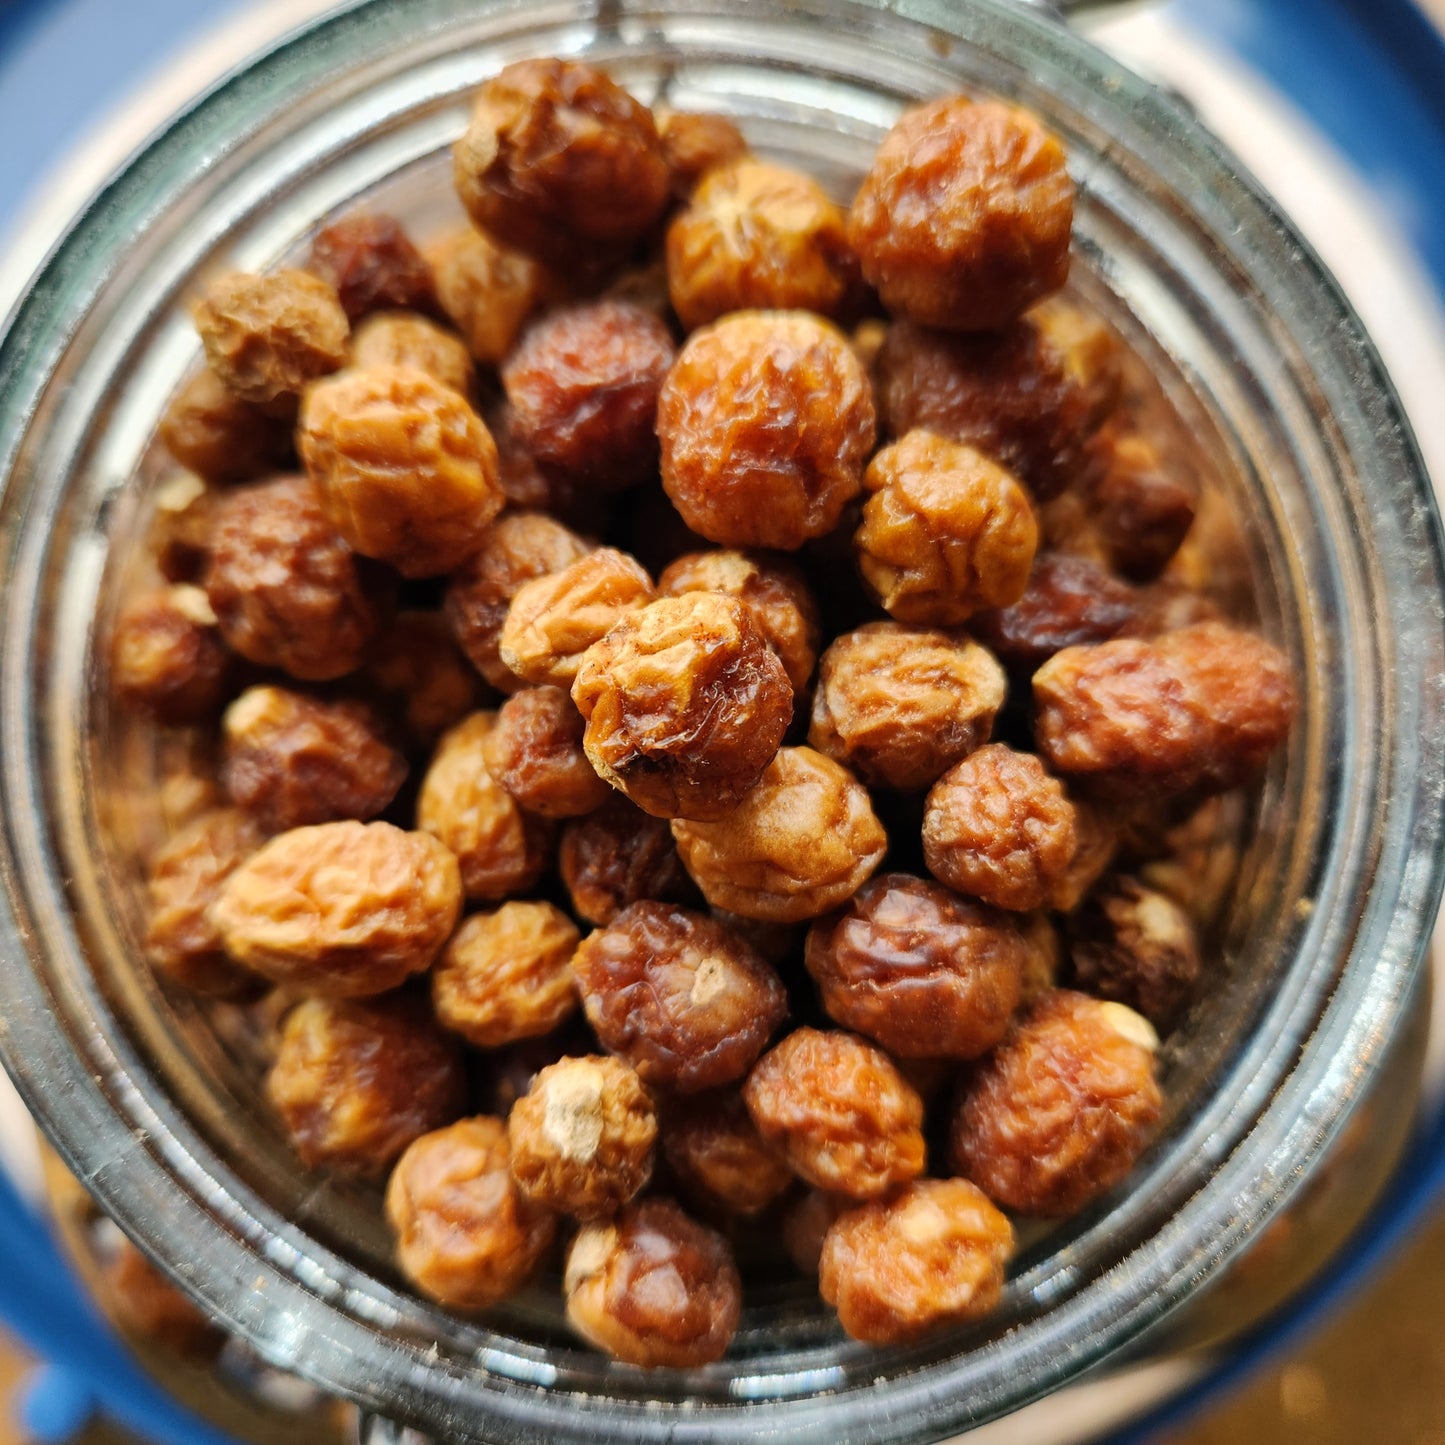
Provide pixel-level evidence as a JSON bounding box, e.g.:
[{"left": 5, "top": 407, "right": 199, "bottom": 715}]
[
  {"left": 1033, "top": 622, "right": 1295, "bottom": 795},
  {"left": 1017, "top": 913, "right": 1063, "bottom": 1005},
  {"left": 804, "top": 873, "right": 1025, "bottom": 1059},
  {"left": 564, "top": 1197, "right": 740, "bottom": 1366},
  {"left": 480, "top": 685, "right": 610, "bottom": 819},
  {"left": 670, "top": 747, "right": 887, "bottom": 923},
  {"left": 158, "top": 368, "right": 293, "bottom": 483},
  {"left": 426, "top": 225, "right": 553, "bottom": 365},
  {"left": 416, "top": 712, "right": 552, "bottom": 901},
  {"left": 1049, "top": 797, "right": 1119, "bottom": 912},
  {"left": 503, "top": 300, "right": 676, "bottom": 491},
  {"left": 203, "top": 474, "right": 392, "bottom": 682},
  {"left": 857, "top": 431, "right": 1038, "bottom": 624},
  {"left": 743, "top": 1027, "right": 925, "bottom": 1199},
  {"left": 780, "top": 1188, "right": 850, "bottom": 1276},
  {"left": 666, "top": 158, "right": 855, "bottom": 329},
  {"left": 661, "top": 1089, "right": 793, "bottom": 1217},
  {"left": 847, "top": 97, "right": 1073, "bottom": 331},
  {"left": 572, "top": 593, "right": 793, "bottom": 821},
  {"left": 112, "top": 585, "right": 231, "bottom": 725},
  {"left": 144, "top": 808, "right": 263, "bottom": 995},
  {"left": 299, "top": 364, "right": 503, "bottom": 577},
  {"left": 922, "top": 745, "right": 1078, "bottom": 912},
  {"left": 658, "top": 548, "right": 820, "bottom": 695},
  {"left": 655, "top": 108, "right": 750, "bottom": 199},
  {"left": 819, "top": 1178, "right": 1014, "bottom": 1344},
  {"left": 875, "top": 317, "right": 1108, "bottom": 502},
  {"left": 453, "top": 58, "right": 669, "bottom": 265},
  {"left": 445, "top": 510, "right": 592, "bottom": 693},
  {"left": 1087, "top": 431, "right": 1195, "bottom": 582},
  {"left": 498, "top": 546, "right": 655, "bottom": 688},
  {"left": 657, "top": 310, "right": 876, "bottom": 551},
  {"left": 266, "top": 995, "right": 466, "bottom": 1177},
  {"left": 220, "top": 685, "right": 407, "bottom": 833},
  {"left": 214, "top": 820, "right": 462, "bottom": 996},
  {"left": 571, "top": 901, "right": 787, "bottom": 1093},
  {"left": 951, "top": 989, "right": 1162, "bottom": 1217},
  {"left": 1067, "top": 875, "right": 1201, "bottom": 1030},
  {"left": 386, "top": 1116, "right": 556, "bottom": 1310},
  {"left": 307, "top": 213, "right": 436, "bottom": 322},
  {"left": 350, "top": 310, "right": 475, "bottom": 395},
  {"left": 361, "top": 611, "right": 487, "bottom": 748},
  {"left": 193, "top": 269, "right": 349, "bottom": 405},
  {"left": 558, "top": 795, "right": 697, "bottom": 926},
  {"left": 432, "top": 901, "right": 580, "bottom": 1048},
  {"left": 101, "top": 1242, "right": 223, "bottom": 1358},
  {"left": 969, "top": 552, "right": 1139, "bottom": 673},
  {"left": 808, "top": 622, "right": 1005, "bottom": 791},
  {"left": 508, "top": 1054, "right": 656, "bottom": 1219}
]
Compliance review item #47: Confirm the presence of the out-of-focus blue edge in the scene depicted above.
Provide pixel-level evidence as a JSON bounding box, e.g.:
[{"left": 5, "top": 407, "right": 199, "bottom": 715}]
[{"left": 0, "top": 0, "right": 1440, "bottom": 1441}]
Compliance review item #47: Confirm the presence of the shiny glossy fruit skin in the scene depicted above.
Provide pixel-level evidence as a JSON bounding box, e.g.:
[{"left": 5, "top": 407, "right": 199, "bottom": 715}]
[
  {"left": 481, "top": 685, "right": 611, "bottom": 820},
  {"left": 558, "top": 795, "right": 698, "bottom": 926}
]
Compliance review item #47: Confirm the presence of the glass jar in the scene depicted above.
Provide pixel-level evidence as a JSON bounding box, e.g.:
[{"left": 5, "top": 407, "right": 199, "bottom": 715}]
[{"left": 0, "top": 2, "right": 1442, "bottom": 1442}]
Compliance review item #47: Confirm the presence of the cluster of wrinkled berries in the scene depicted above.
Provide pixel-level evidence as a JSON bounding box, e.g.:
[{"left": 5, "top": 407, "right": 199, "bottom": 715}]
[{"left": 113, "top": 55, "right": 1295, "bottom": 1364}]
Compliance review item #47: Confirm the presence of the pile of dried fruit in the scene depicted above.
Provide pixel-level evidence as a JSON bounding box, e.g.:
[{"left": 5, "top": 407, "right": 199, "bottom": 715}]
[{"left": 113, "top": 56, "right": 1295, "bottom": 1364}]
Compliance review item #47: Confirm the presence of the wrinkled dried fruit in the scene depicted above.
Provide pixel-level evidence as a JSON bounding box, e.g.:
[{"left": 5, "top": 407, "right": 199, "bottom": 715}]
[
  {"left": 655, "top": 108, "right": 750, "bottom": 199},
  {"left": 572, "top": 593, "right": 793, "bottom": 820},
  {"left": 350, "top": 310, "right": 475, "bottom": 395},
  {"left": 571, "top": 901, "right": 787, "bottom": 1093},
  {"left": 1088, "top": 431, "right": 1195, "bottom": 582},
  {"left": 308, "top": 213, "right": 436, "bottom": 321},
  {"left": 362, "top": 611, "right": 487, "bottom": 747},
  {"left": 662, "top": 1088, "right": 794, "bottom": 1217},
  {"left": 558, "top": 795, "right": 697, "bottom": 925},
  {"left": 781, "top": 1188, "right": 850, "bottom": 1276},
  {"left": 159, "top": 369, "right": 293, "bottom": 483},
  {"left": 112, "top": 585, "right": 230, "bottom": 724},
  {"left": 481, "top": 685, "right": 611, "bottom": 819},
  {"left": 426, "top": 225, "right": 552, "bottom": 364}
]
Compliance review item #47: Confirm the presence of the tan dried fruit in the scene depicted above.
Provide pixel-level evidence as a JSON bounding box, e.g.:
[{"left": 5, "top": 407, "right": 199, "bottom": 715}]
[
  {"left": 572, "top": 593, "right": 793, "bottom": 821},
  {"left": 299, "top": 365, "right": 502, "bottom": 577},
  {"left": 481, "top": 685, "right": 611, "bottom": 819},
  {"left": 432, "top": 901, "right": 580, "bottom": 1048},
  {"left": 564, "top": 1197, "right": 740, "bottom": 1366},
  {"left": 655, "top": 108, "right": 750, "bottom": 199},
  {"left": 266, "top": 995, "right": 466, "bottom": 1177},
  {"left": 819, "top": 1178, "right": 1014, "bottom": 1343},
  {"left": 780, "top": 1188, "right": 850, "bottom": 1276},
  {"left": 661, "top": 1089, "right": 793, "bottom": 1217},
  {"left": 194, "top": 268, "right": 349, "bottom": 405},
  {"left": 571, "top": 901, "right": 787, "bottom": 1093},
  {"left": 386, "top": 1117, "right": 556, "bottom": 1310},
  {"left": 214, "top": 820, "right": 462, "bottom": 996},
  {"left": 808, "top": 622, "right": 1006, "bottom": 791},
  {"left": 158, "top": 368, "right": 293, "bottom": 483},
  {"left": 508, "top": 1055, "right": 656, "bottom": 1218},
  {"left": 349, "top": 310, "right": 475, "bottom": 395},
  {"left": 416, "top": 712, "right": 552, "bottom": 901},
  {"left": 425, "top": 225, "right": 552, "bottom": 365},
  {"left": 743, "top": 1027, "right": 926, "bottom": 1199},
  {"left": 657, "top": 310, "right": 876, "bottom": 551},
  {"left": 558, "top": 795, "right": 697, "bottom": 926},
  {"left": 670, "top": 747, "right": 887, "bottom": 923},
  {"left": 112, "top": 585, "right": 230, "bottom": 724}
]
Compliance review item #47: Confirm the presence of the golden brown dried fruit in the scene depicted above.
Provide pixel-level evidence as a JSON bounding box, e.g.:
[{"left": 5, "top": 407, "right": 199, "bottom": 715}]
[
  {"left": 481, "top": 685, "right": 611, "bottom": 819},
  {"left": 571, "top": 901, "right": 787, "bottom": 1093},
  {"left": 655, "top": 108, "right": 750, "bottom": 199},
  {"left": 349, "top": 310, "right": 475, "bottom": 395},
  {"left": 101, "top": 1242, "right": 223, "bottom": 1359},
  {"left": 361, "top": 611, "right": 487, "bottom": 748},
  {"left": 661, "top": 1089, "right": 793, "bottom": 1217},
  {"left": 1048, "top": 797, "right": 1119, "bottom": 912},
  {"left": 432, "top": 901, "right": 580, "bottom": 1048},
  {"left": 112, "top": 585, "right": 230, "bottom": 725},
  {"left": 781, "top": 1188, "right": 850, "bottom": 1276},
  {"left": 144, "top": 808, "right": 263, "bottom": 995},
  {"left": 847, "top": 97, "right": 1073, "bottom": 331},
  {"left": 922, "top": 745, "right": 1078, "bottom": 912},
  {"left": 666, "top": 158, "right": 855, "bottom": 329},
  {"left": 508, "top": 1055, "right": 656, "bottom": 1218},
  {"left": 564, "top": 1197, "right": 740, "bottom": 1366},
  {"left": 502, "top": 301, "right": 676, "bottom": 490},
  {"left": 804, "top": 873, "right": 1025, "bottom": 1059},
  {"left": 558, "top": 795, "right": 697, "bottom": 926},
  {"left": 220, "top": 685, "right": 407, "bottom": 833},
  {"left": 453, "top": 58, "right": 669, "bottom": 265},
  {"left": 657, "top": 548, "right": 820, "bottom": 694},
  {"left": 416, "top": 712, "right": 552, "bottom": 901},
  {"left": 572, "top": 593, "right": 793, "bottom": 821},
  {"left": 299, "top": 365, "right": 503, "bottom": 577},
  {"left": 498, "top": 546, "right": 655, "bottom": 688},
  {"left": 808, "top": 622, "right": 1006, "bottom": 791},
  {"left": 951, "top": 989, "right": 1162, "bottom": 1217},
  {"left": 203, "top": 474, "right": 392, "bottom": 682},
  {"left": 670, "top": 746, "right": 887, "bottom": 923},
  {"left": 158, "top": 368, "right": 293, "bottom": 483},
  {"left": 818, "top": 1178, "right": 1014, "bottom": 1343},
  {"left": 1088, "top": 431, "right": 1195, "bottom": 582},
  {"left": 307, "top": 213, "right": 437, "bottom": 322},
  {"left": 857, "top": 431, "right": 1037, "bottom": 624},
  {"left": 214, "top": 820, "right": 462, "bottom": 996},
  {"left": 657, "top": 310, "right": 876, "bottom": 550},
  {"left": 445, "top": 510, "right": 592, "bottom": 693},
  {"left": 425, "top": 225, "right": 552, "bottom": 365},
  {"left": 743, "top": 1027, "right": 925, "bottom": 1199},
  {"left": 266, "top": 995, "right": 466, "bottom": 1177},
  {"left": 386, "top": 1116, "right": 556, "bottom": 1310},
  {"left": 194, "top": 269, "right": 349, "bottom": 405}
]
